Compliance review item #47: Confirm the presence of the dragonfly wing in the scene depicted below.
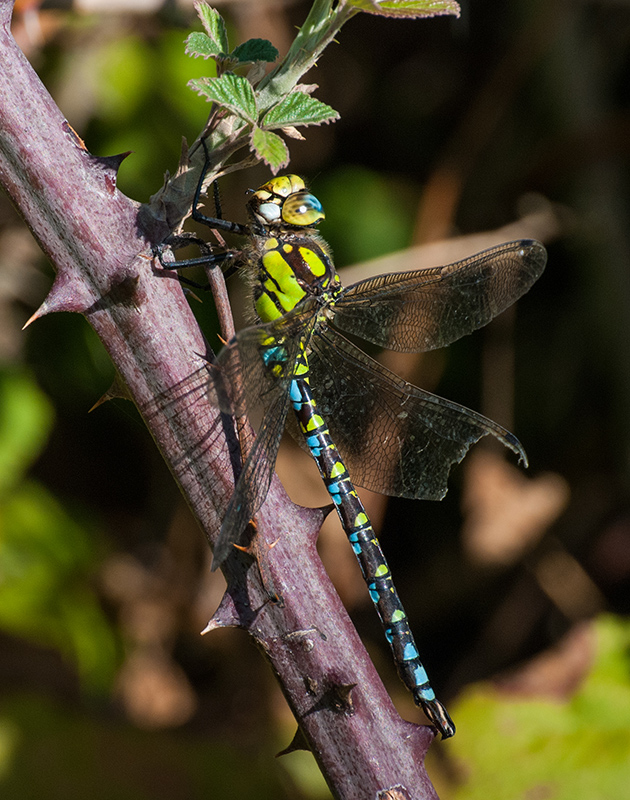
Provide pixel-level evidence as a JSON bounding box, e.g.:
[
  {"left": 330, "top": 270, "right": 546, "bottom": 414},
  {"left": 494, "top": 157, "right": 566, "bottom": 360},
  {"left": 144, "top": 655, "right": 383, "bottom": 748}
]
[
  {"left": 209, "top": 301, "right": 318, "bottom": 567},
  {"left": 212, "top": 388, "right": 292, "bottom": 567},
  {"left": 309, "top": 327, "right": 526, "bottom": 500},
  {"left": 207, "top": 301, "right": 318, "bottom": 415},
  {"left": 332, "top": 240, "right": 546, "bottom": 353}
]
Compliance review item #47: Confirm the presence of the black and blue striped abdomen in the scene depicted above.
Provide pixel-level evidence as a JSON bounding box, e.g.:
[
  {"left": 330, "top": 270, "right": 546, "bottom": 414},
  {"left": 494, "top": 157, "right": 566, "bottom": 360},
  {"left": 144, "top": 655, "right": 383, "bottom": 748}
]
[{"left": 285, "top": 346, "right": 454, "bottom": 737}]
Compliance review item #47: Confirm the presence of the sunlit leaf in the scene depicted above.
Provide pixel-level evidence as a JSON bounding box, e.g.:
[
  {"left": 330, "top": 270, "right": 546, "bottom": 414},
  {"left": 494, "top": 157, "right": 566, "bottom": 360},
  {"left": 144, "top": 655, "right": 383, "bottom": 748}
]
[
  {"left": 189, "top": 74, "right": 257, "bottom": 123},
  {"left": 442, "top": 616, "right": 630, "bottom": 800},
  {"left": 195, "top": 1, "right": 229, "bottom": 52},
  {"left": 262, "top": 92, "right": 339, "bottom": 129},
  {"left": 185, "top": 31, "right": 226, "bottom": 60},
  {"left": 251, "top": 128, "right": 289, "bottom": 173},
  {"left": 346, "top": 0, "right": 460, "bottom": 17}
]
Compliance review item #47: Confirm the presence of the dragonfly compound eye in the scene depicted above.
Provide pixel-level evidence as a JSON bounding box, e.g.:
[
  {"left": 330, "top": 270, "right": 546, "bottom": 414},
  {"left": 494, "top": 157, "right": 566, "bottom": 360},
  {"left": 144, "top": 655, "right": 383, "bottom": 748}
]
[{"left": 281, "top": 191, "right": 325, "bottom": 227}]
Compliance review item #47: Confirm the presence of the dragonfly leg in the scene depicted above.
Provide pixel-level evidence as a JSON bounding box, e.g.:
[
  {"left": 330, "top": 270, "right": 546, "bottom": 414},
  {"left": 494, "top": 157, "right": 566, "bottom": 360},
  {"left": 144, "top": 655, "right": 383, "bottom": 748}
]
[{"left": 191, "top": 138, "right": 249, "bottom": 236}]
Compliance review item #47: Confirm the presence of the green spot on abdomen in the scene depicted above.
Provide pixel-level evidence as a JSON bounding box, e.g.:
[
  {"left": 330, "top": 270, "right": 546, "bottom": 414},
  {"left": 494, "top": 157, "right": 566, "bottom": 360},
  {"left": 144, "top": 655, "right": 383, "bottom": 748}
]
[{"left": 331, "top": 462, "right": 346, "bottom": 478}]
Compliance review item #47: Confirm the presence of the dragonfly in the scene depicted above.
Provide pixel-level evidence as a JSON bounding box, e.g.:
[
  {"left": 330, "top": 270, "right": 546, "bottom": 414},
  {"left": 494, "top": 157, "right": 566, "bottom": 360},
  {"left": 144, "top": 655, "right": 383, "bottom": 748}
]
[{"left": 160, "top": 146, "right": 547, "bottom": 738}]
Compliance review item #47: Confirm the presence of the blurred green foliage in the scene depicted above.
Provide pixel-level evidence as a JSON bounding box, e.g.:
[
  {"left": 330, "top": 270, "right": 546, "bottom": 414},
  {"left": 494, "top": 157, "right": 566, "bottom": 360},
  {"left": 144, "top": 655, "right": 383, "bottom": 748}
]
[
  {"left": 49, "top": 20, "right": 219, "bottom": 200},
  {"left": 0, "top": 693, "right": 292, "bottom": 800},
  {"left": 88, "top": 27, "right": 218, "bottom": 199},
  {"left": 0, "top": 369, "right": 119, "bottom": 692},
  {"left": 436, "top": 616, "right": 630, "bottom": 800},
  {"left": 315, "top": 164, "right": 417, "bottom": 265},
  {"left": 0, "top": 370, "right": 52, "bottom": 493}
]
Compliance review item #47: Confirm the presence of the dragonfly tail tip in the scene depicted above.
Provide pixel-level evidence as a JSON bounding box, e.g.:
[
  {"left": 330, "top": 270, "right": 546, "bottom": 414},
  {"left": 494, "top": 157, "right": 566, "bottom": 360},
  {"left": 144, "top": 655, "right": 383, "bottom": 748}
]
[{"left": 418, "top": 697, "right": 456, "bottom": 740}]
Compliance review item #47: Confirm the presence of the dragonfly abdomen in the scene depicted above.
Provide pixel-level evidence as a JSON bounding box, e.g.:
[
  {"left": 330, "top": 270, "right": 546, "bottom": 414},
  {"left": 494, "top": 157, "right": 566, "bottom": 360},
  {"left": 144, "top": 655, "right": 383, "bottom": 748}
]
[{"left": 288, "top": 354, "right": 455, "bottom": 738}]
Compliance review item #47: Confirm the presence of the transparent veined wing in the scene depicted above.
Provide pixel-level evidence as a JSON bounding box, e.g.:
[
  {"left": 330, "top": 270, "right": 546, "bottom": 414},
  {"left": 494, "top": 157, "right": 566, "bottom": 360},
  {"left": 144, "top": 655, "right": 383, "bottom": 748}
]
[
  {"left": 331, "top": 240, "right": 546, "bottom": 353},
  {"left": 205, "top": 303, "right": 316, "bottom": 416},
  {"left": 306, "top": 326, "right": 526, "bottom": 501},
  {"left": 207, "top": 302, "right": 319, "bottom": 566},
  {"left": 212, "top": 388, "right": 292, "bottom": 568}
]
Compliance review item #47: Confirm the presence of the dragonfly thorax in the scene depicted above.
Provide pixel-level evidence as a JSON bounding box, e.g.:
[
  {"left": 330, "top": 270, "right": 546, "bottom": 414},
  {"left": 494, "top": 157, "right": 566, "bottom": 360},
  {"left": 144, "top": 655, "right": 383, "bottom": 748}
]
[{"left": 252, "top": 232, "right": 341, "bottom": 323}]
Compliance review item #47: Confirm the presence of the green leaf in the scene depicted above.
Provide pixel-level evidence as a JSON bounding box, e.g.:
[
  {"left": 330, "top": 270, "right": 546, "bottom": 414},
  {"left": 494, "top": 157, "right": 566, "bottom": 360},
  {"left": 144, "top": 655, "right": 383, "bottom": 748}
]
[
  {"left": 251, "top": 128, "right": 289, "bottom": 173},
  {"left": 195, "top": 1, "right": 229, "bottom": 52},
  {"left": 185, "top": 31, "right": 226, "bottom": 60},
  {"left": 231, "top": 39, "right": 279, "bottom": 65},
  {"left": 346, "top": 0, "right": 460, "bottom": 17},
  {"left": 262, "top": 92, "right": 339, "bottom": 129},
  {"left": 444, "top": 615, "right": 630, "bottom": 800},
  {"left": 189, "top": 74, "right": 257, "bottom": 123}
]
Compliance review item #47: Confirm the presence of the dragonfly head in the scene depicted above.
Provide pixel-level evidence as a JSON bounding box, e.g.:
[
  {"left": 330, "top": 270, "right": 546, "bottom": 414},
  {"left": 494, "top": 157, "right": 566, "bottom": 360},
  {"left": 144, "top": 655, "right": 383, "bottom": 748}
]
[{"left": 248, "top": 175, "right": 325, "bottom": 229}]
